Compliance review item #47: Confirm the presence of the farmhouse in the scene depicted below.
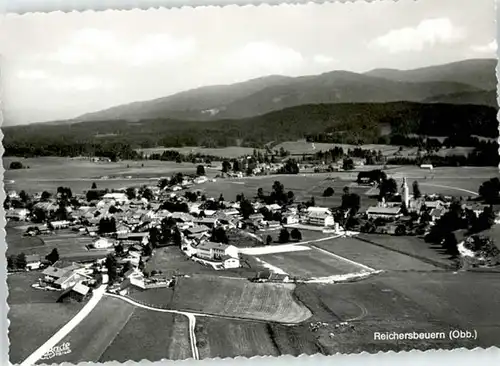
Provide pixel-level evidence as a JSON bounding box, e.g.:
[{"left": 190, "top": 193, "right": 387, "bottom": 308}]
[
  {"left": 283, "top": 214, "right": 300, "bottom": 225},
  {"left": 26, "top": 254, "right": 42, "bottom": 270},
  {"left": 221, "top": 255, "right": 241, "bottom": 269},
  {"left": 184, "top": 225, "right": 210, "bottom": 239},
  {"left": 102, "top": 192, "right": 129, "bottom": 204},
  {"left": 195, "top": 241, "right": 239, "bottom": 261},
  {"left": 49, "top": 220, "right": 71, "bottom": 230},
  {"left": 57, "top": 282, "right": 90, "bottom": 303},
  {"left": 92, "top": 237, "right": 114, "bottom": 249},
  {"left": 306, "top": 207, "right": 334, "bottom": 227},
  {"left": 366, "top": 206, "right": 403, "bottom": 220},
  {"left": 420, "top": 164, "right": 434, "bottom": 170},
  {"left": 42, "top": 265, "right": 87, "bottom": 290},
  {"left": 6, "top": 208, "right": 30, "bottom": 221}
]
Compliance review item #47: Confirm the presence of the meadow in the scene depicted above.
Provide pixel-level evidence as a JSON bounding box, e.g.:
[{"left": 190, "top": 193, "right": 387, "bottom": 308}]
[
  {"left": 257, "top": 247, "right": 365, "bottom": 280},
  {"left": 8, "top": 272, "right": 85, "bottom": 364}
]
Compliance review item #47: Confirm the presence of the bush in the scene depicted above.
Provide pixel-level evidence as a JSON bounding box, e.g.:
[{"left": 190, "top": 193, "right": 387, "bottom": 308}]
[
  {"left": 323, "top": 187, "right": 334, "bottom": 197},
  {"left": 9, "top": 161, "right": 23, "bottom": 170}
]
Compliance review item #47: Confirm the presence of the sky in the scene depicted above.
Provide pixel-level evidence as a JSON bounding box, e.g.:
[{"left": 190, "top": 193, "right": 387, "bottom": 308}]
[{"left": 0, "top": 0, "right": 497, "bottom": 125}]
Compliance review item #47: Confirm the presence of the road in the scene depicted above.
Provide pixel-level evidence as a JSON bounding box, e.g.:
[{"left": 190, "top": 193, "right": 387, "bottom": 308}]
[{"left": 20, "top": 285, "right": 107, "bottom": 366}]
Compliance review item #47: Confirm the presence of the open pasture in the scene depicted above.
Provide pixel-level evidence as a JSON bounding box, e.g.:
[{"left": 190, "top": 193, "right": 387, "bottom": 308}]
[
  {"left": 8, "top": 272, "right": 85, "bottom": 364},
  {"left": 195, "top": 318, "right": 280, "bottom": 359},
  {"left": 314, "top": 236, "right": 444, "bottom": 272},
  {"left": 3, "top": 156, "right": 204, "bottom": 194},
  {"left": 44, "top": 296, "right": 136, "bottom": 364},
  {"left": 100, "top": 309, "right": 191, "bottom": 362},
  {"left": 258, "top": 247, "right": 366, "bottom": 280},
  {"left": 6, "top": 224, "right": 45, "bottom": 255},
  {"left": 169, "top": 276, "right": 312, "bottom": 323}
]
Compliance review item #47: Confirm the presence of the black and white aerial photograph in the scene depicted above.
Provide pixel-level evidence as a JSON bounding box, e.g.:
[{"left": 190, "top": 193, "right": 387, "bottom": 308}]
[{"left": 1, "top": 0, "right": 499, "bottom": 364}]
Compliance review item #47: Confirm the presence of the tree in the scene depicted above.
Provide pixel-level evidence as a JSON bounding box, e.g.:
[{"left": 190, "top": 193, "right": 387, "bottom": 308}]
[
  {"left": 91, "top": 182, "right": 97, "bottom": 189},
  {"left": 287, "top": 191, "right": 295, "bottom": 204},
  {"left": 211, "top": 227, "right": 229, "bottom": 244},
  {"left": 99, "top": 217, "right": 117, "bottom": 234},
  {"left": 219, "top": 194, "right": 225, "bottom": 202},
  {"left": 412, "top": 181, "right": 422, "bottom": 199},
  {"left": 45, "top": 248, "right": 59, "bottom": 265},
  {"left": 278, "top": 228, "right": 290, "bottom": 243},
  {"left": 290, "top": 228, "right": 302, "bottom": 241},
  {"left": 143, "top": 244, "right": 153, "bottom": 257},
  {"left": 323, "top": 187, "right": 334, "bottom": 197},
  {"left": 266, "top": 235, "right": 273, "bottom": 245},
  {"left": 32, "top": 207, "right": 47, "bottom": 223},
  {"left": 196, "top": 165, "right": 205, "bottom": 176},
  {"left": 41, "top": 191, "right": 52, "bottom": 201},
  {"left": 105, "top": 254, "right": 118, "bottom": 283},
  {"left": 15, "top": 253, "right": 27, "bottom": 270},
  {"left": 479, "top": 177, "right": 500, "bottom": 203},
  {"left": 379, "top": 178, "right": 398, "bottom": 199},
  {"left": 173, "top": 227, "right": 182, "bottom": 246},
  {"left": 233, "top": 160, "right": 241, "bottom": 172},
  {"left": 19, "top": 190, "right": 29, "bottom": 204},
  {"left": 7, "top": 255, "right": 15, "bottom": 270},
  {"left": 240, "top": 199, "right": 254, "bottom": 219},
  {"left": 257, "top": 188, "right": 264, "bottom": 199},
  {"left": 222, "top": 160, "right": 232, "bottom": 173},
  {"left": 9, "top": 161, "right": 23, "bottom": 170},
  {"left": 142, "top": 188, "right": 154, "bottom": 201},
  {"left": 115, "top": 243, "right": 125, "bottom": 257},
  {"left": 342, "top": 158, "right": 354, "bottom": 171}
]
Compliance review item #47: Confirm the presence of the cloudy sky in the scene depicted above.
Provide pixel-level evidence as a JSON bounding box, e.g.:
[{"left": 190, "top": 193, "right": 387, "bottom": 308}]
[{"left": 1, "top": 0, "right": 496, "bottom": 125}]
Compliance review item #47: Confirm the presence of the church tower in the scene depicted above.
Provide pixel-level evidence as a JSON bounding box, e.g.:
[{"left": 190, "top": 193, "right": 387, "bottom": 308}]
[{"left": 402, "top": 177, "right": 409, "bottom": 207}]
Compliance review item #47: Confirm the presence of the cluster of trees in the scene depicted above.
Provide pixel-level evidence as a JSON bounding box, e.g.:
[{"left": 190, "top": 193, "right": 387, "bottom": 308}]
[
  {"left": 277, "top": 160, "right": 299, "bottom": 175},
  {"left": 7, "top": 253, "right": 28, "bottom": 271},
  {"left": 479, "top": 177, "right": 500, "bottom": 203},
  {"left": 257, "top": 181, "right": 295, "bottom": 206},
  {"left": 6, "top": 102, "right": 496, "bottom": 158},
  {"left": 425, "top": 200, "right": 497, "bottom": 256},
  {"left": 98, "top": 217, "right": 117, "bottom": 234},
  {"left": 9, "top": 161, "right": 24, "bottom": 169},
  {"left": 277, "top": 228, "right": 302, "bottom": 243}
]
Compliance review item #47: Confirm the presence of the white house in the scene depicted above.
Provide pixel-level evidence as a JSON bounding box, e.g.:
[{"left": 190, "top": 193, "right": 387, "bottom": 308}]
[
  {"left": 93, "top": 237, "right": 114, "bottom": 249},
  {"left": 26, "top": 254, "right": 42, "bottom": 270},
  {"left": 222, "top": 255, "right": 240, "bottom": 269},
  {"left": 103, "top": 192, "right": 129, "bottom": 204},
  {"left": 366, "top": 206, "right": 403, "bottom": 220},
  {"left": 6, "top": 208, "right": 30, "bottom": 221},
  {"left": 283, "top": 214, "right": 299, "bottom": 225},
  {"left": 49, "top": 220, "right": 71, "bottom": 230},
  {"left": 420, "top": 164, "right": 434, "bottom": 171},
  {"left": 195, "top": 242, "right": 239, "bottom": 261},
  {"left": 306, "top": 207, "right": 334, "bottom": 227},
  {"left": 194, "top": 176, "right": 208, "bottom": 184}
]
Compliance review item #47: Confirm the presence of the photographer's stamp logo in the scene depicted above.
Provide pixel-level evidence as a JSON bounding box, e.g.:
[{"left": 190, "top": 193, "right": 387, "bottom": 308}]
[{"left": 40, "top": 342, "right": 72, "bottom": 360}]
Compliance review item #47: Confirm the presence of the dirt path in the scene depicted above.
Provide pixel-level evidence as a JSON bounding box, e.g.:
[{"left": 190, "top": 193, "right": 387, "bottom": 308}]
[
  {"left": 419, "top": 182, "right": 479, "bottom": 196},
  {"left": 20, "top": 285, "right": 107, "bottom": 366},
  {"left": 104, "top": 293, "right": 200, "bottom": 360}
]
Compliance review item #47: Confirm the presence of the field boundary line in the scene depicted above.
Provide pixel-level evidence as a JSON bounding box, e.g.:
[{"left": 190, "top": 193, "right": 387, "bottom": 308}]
[
  {"left": 20, "top": 285, "right": 107, "bottom": 366},
  {"left": 354, "top": 236, "right": 455, "bottom": 270},
  {"left": 419, "top": 183, "right": 478, "bottom": 196},
  {"left": 105, "top": 293, "right": 200, "bottom": 360},
  {"left": 310, "top": 245, "right": 377, "bottom": 273}
]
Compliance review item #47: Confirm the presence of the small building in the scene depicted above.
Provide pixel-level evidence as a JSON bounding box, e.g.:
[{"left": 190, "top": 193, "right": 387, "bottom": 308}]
[
  {"left": 93, "top": 237, "right": 114, "bottom": 249},
  {"left": 6, "top": 208, "right": 30, "bottom": 221},
  {"left": 420, "top": 164, "right": 434, "bottom": 171},
  {"left": 57, "top": 282, "right": 91, "bottom": 303},
  {"left": 366, "top": 206, "right": 403, "bottom": 220},
  {"left": 103, "top": 192, "right": 129, "bottom": 204},
  {"left": 193, "top": 217, "right": 218, "bottom": 228},
  {"left": 184, "top": 225, "right": 210, "bottom": 239},
  {"left": 306, "top": 207, "right": 335, "bottom": 227},
  {"left": 49, "top": 220, "right": 71, "bottom": 230},
  {"left": 283, "top": 214, "right": 299, "bottom": 225},
  {"left": 222, "top": 255, "right": 240, "bottom": 269},
  {"left": 195, "top": 242, "right": 239, "bottom": 261},
  {"left": 26, "top": 254, "right": 42, "bottom": 270}
]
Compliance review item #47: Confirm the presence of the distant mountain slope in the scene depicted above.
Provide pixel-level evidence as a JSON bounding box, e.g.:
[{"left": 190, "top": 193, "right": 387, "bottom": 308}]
[
  {"left": 423, "top": 90, "right": 497, "bottom": 108},
  {"left": 365, "top": 58, "right": 496, "bottom": 91},
  {"left": 71, "top": 58, "right": 496, "bottom": 123}
]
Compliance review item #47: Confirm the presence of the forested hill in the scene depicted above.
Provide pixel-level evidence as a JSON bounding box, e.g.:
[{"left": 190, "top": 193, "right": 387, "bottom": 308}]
[{"left": 3, "top": 101, "right": 498, "bottom": 158}]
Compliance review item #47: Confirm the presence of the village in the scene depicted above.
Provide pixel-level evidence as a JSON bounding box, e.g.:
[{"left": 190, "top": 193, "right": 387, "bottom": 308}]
[{"left": 5, "top": 159, "right": 500, "bottom": 306}]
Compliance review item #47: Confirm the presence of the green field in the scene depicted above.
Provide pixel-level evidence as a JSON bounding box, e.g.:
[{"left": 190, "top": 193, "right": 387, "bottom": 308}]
[
  {"left": 314, "top": 236, "right": 447, "bottom": 272},
  {"left": 136, "top": 146, "right": 260, "bottom": 158},
  {"left": 3, "top": 156, "right": 213, "bottom": 194},
  {"left": 258, "top": 247, "right": 365, "bottom": 280},
  {"left": 41, "top": 296, "right": 136, "bottom": 364},
  {"left": 100, "top": 309, "right": 191, "bottom": 362},
  {"left": 131, "top": 275, "right": 312, "bottom": 323},
  {"left": 8, "top": 272, "right": 85, "bottom": 364},
  {"left": 195, "top": 317, "right": 280, "bottom": 359}
]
